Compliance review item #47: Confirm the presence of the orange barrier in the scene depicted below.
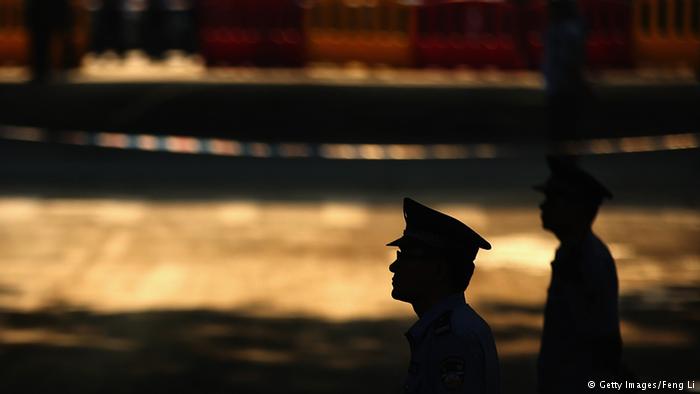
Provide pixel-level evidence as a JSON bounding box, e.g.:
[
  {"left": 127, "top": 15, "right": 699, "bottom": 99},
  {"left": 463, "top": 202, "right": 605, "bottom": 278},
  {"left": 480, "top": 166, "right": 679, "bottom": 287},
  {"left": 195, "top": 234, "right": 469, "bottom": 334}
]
[
  {"left": 0, "top": 0, "right": 87, "bottom": 68},
  {"left": 43, "top": 0, "right": 89, "bottom": 69},
  {"left": 304, "top": 0, "right": 414, "bottom": 66},
  {"left": 633, "top": 0, "right": 700, "bottom": 67},
  {"left": 70, "top": 0, "right": 89, "bottom": 67},
  {"left": 3, "top": 0, "right": 695, "bottom": 71},
  {"left": 0, "top": 0, "right": 28, "bottom": 66}
]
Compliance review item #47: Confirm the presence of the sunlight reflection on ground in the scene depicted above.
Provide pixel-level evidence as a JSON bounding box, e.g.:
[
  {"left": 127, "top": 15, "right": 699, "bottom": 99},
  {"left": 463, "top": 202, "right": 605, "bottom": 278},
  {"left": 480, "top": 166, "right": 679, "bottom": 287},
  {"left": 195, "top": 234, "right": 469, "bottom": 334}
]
[{"left": 0, "top": 198, "right": 698, "bottom": 357}]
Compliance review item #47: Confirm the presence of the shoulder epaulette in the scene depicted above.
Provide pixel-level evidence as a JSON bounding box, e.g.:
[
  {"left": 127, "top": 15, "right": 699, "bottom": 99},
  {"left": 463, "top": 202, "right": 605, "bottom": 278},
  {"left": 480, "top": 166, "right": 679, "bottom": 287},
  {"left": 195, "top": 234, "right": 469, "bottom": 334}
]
[{"left": 433, "top": 311, "right": 452, "bottom": 336}]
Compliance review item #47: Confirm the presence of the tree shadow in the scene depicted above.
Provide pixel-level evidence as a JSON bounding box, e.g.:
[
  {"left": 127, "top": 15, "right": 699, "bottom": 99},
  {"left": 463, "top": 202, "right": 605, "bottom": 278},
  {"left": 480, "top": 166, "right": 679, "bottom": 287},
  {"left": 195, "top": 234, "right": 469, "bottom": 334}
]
[
  {"left": 480, "top": 284, "right": 700, "bottom": 385},
  {"left": 617, "top": 285, "right": 700, "bottom": 382},
  {"left": 0, "top": 282, "right": 697, "bottom": 394},
  {"left": 0, "top": 307, "right": 412, "bottom": 394},
  {"left": 0, "top": 305, "right": 547, "bottom": 394}
]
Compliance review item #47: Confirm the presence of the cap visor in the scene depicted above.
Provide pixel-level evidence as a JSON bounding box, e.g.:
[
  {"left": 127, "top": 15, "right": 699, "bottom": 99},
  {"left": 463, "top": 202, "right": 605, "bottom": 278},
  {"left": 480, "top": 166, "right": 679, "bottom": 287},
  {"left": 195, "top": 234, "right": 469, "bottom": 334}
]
[
  {"left": 386, "top": 235, "right": 435, "bottom": 248},
  {"left": 386, "top": 236, "right": 404, "bottom": 247}
]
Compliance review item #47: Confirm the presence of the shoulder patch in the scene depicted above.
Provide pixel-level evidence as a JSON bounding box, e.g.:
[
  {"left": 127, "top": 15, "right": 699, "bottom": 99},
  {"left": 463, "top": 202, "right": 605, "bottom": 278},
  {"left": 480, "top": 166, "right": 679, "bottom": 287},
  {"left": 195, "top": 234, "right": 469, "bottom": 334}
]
[
  {"left": 440, "top": 356, "right": 465, "bottom": 391},
  {"left": 433, "top": 311, "right": 452, "bottom": 336}
]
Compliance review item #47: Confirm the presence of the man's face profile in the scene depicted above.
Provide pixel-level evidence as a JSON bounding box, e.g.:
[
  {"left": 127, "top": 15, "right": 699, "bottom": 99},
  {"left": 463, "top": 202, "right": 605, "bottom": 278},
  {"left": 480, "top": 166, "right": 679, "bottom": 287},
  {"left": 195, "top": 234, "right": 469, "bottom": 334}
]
[
  {"left": 539, "top": 194, "right": 567, "bottom": 232},
  {"left": 389, "top": 247, "right": 440, "bottom": 303},
  {"left": 539, "top": 193, "right": 594, "bottom": 234}
]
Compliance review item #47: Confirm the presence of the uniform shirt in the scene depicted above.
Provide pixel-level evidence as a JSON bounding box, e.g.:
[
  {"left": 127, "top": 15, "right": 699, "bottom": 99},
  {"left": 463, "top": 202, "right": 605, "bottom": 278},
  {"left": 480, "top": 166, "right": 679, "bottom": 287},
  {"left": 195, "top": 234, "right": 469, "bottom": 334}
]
[
  {"left": 403, "top": 293, "right": 500, "bottom": 394},
  {"left": 538, "top": 231, "right": 622, "bottom": 394}
]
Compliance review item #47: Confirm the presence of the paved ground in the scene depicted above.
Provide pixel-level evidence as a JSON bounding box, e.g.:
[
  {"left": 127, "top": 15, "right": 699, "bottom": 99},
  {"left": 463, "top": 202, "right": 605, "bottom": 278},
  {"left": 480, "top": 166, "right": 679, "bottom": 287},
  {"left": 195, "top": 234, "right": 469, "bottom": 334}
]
[
  {"left": 0, "top": 139, "right": 698, "bottom": 394},
  {"left": 0, "top": 62, "right": 698, "bottom": 144},
  {"left": 0, "top": 60, "right": 698, "bottom": 393}
]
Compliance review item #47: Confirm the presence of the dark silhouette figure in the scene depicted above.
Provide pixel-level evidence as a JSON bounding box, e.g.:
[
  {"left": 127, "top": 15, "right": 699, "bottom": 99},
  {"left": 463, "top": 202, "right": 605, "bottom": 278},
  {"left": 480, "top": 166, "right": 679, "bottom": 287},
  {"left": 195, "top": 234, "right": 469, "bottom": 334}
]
[
  {"left": 163, "top": 0, "right": 197, "bottom": 54},
  {"left": 543, "top": 0, "right": 589, "bottom": 150},
  {"left": 122, "top": 0, "right": 148, "bottom": 51},
  {"left": 535, "top": 157, "right": 622, "bottom": 394},
  {"left": 24, "top": 0, "right": 74, "bottom": 82},
  {"left": 144, "top": 0, "right": 167, "bottom": 59},
  {"left": 91, "top": 0, "right": 125, "bottom": 56},
  {"left": 387, "top": 198, "right": 500, "bottom": 394}
]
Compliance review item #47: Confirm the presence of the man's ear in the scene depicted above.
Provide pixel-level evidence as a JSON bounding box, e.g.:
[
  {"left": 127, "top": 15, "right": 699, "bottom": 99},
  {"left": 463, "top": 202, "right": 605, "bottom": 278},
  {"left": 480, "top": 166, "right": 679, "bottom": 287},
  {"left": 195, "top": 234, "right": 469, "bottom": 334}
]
[
  {"left": 434, "top": 258, "right": 451, "bottom": 281},
  {"left": 420, "top": 257, "right": 440, "bottom": 280}
]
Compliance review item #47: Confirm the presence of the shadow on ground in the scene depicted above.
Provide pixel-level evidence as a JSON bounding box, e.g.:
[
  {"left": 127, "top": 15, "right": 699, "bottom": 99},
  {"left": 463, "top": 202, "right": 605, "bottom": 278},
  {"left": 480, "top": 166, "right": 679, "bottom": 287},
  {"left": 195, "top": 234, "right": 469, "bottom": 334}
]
[
  {"left": 1, "top": 285, "right": 697, "bottom": 394},
  {"left": 1, "top": 307, "right": 410, "bottom": 394}
]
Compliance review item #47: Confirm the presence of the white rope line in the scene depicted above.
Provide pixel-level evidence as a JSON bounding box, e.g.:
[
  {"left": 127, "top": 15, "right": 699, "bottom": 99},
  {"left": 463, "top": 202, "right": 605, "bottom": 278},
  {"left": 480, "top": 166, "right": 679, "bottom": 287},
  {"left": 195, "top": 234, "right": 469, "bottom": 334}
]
[{"left": 0, "top": 125, "right": 697, "bottom": 160}]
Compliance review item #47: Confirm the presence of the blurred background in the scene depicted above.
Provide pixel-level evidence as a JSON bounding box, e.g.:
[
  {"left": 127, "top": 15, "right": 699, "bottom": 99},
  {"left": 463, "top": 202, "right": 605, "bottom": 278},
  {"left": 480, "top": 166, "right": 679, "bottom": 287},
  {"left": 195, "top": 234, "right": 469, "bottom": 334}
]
[{"left": 0, "top": 0, "right": 699, "bottom": 393}]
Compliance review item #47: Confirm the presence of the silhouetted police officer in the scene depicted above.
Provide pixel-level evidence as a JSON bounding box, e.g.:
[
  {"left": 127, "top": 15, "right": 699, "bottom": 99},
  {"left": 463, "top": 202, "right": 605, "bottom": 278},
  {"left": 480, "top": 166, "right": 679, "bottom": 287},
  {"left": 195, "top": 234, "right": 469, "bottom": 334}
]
[
  {"left": 535, "top": 157, "right": 622, "bottom": 394},
  {"left": 388, "top": 198, "right": 500, "bottom": 394}
]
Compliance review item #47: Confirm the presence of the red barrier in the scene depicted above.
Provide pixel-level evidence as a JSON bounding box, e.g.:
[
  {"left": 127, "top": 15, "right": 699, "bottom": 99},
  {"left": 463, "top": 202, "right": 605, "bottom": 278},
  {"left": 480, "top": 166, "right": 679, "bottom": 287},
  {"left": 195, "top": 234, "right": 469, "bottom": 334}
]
[
  {"left": 414, "top": 0, "right": 525, "bottom": 69},
  {"left": 198, "top": 0, "right": 304, "bottom": 67},
  {"left": 524, "top": 0, "right": 546, "bottom": 68},
  {"left": 524, "top": 0, "right": 633, "bottom": 69},
  {"left": 580, "top": 0, "right": 633, "bottom": 69},
  {"left": 257, "top": 0, "right": 304, "bottom": 66}
]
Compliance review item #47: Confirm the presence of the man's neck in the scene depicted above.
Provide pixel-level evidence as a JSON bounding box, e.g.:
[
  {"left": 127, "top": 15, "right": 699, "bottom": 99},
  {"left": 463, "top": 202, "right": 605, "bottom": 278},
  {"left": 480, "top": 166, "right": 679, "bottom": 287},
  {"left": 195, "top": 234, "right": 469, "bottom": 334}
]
[
  {"left": 555, "top": 226, "right": 592, "bottom": 245},
  {"left": 411, "top": 290, "right": 458, "bottom": 318}
]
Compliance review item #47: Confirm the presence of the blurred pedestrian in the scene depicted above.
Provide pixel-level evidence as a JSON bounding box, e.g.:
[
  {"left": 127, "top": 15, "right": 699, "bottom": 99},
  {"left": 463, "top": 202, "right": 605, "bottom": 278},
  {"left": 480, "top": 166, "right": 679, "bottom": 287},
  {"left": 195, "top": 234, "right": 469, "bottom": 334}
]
[
  {"left": 388, "top": 198, "right": 500, "bottom": 394},
  {"left": 144, "top": 0, "right": 166, "bottom": 59},
  {"left": 123, "top": 0, "right": 148, "bottom": 51},
  {"left": 90, "top": 0, "right": 125, "bottom": 56},
  {"left": 163, "top": 0, "right": 196, "bottom": 54},
  {"left": 24, "top": 0, "right": 74, "bottom": 82},
  {"left": 535, "top": 156, "right": 622, "bottom": 394},
  {"left": 543, "top": 0, "right": 589, "bottom": 151}
]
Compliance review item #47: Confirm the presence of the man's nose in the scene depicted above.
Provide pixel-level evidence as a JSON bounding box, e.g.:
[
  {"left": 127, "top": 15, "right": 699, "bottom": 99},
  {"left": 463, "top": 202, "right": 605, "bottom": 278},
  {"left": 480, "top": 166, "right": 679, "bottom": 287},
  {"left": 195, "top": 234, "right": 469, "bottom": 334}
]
[{"left": 389, "top": 260, "right": 397, "bottom": 273}]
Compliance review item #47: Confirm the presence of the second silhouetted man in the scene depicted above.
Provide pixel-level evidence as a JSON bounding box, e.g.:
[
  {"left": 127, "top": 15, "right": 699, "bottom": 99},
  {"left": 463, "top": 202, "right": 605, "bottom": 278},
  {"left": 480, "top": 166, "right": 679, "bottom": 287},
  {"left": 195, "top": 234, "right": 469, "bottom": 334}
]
[{"left": 535, "top": 157, "right": 622, "bottom": 394}]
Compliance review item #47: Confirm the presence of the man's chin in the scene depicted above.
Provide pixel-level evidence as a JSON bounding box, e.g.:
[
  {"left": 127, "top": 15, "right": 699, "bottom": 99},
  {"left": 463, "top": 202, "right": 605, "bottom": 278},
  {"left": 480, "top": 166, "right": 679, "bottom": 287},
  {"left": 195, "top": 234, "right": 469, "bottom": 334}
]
[
  {"left": 541, "top": 219, "right": 552, "bottom": 231},
  {"left": 391, "top": 288, "right": 410, "bottom": 303}
]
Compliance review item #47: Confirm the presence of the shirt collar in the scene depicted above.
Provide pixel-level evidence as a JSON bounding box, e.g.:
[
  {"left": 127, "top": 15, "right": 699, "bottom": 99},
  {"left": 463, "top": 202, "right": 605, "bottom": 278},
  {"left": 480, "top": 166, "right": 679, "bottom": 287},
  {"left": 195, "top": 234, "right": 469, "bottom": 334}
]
[
  {"left": 553, "top": 230, "right": 595, "bottom": 264},
  {"left": 405, "top": 293, "right": 466, "bottom": 343}
]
